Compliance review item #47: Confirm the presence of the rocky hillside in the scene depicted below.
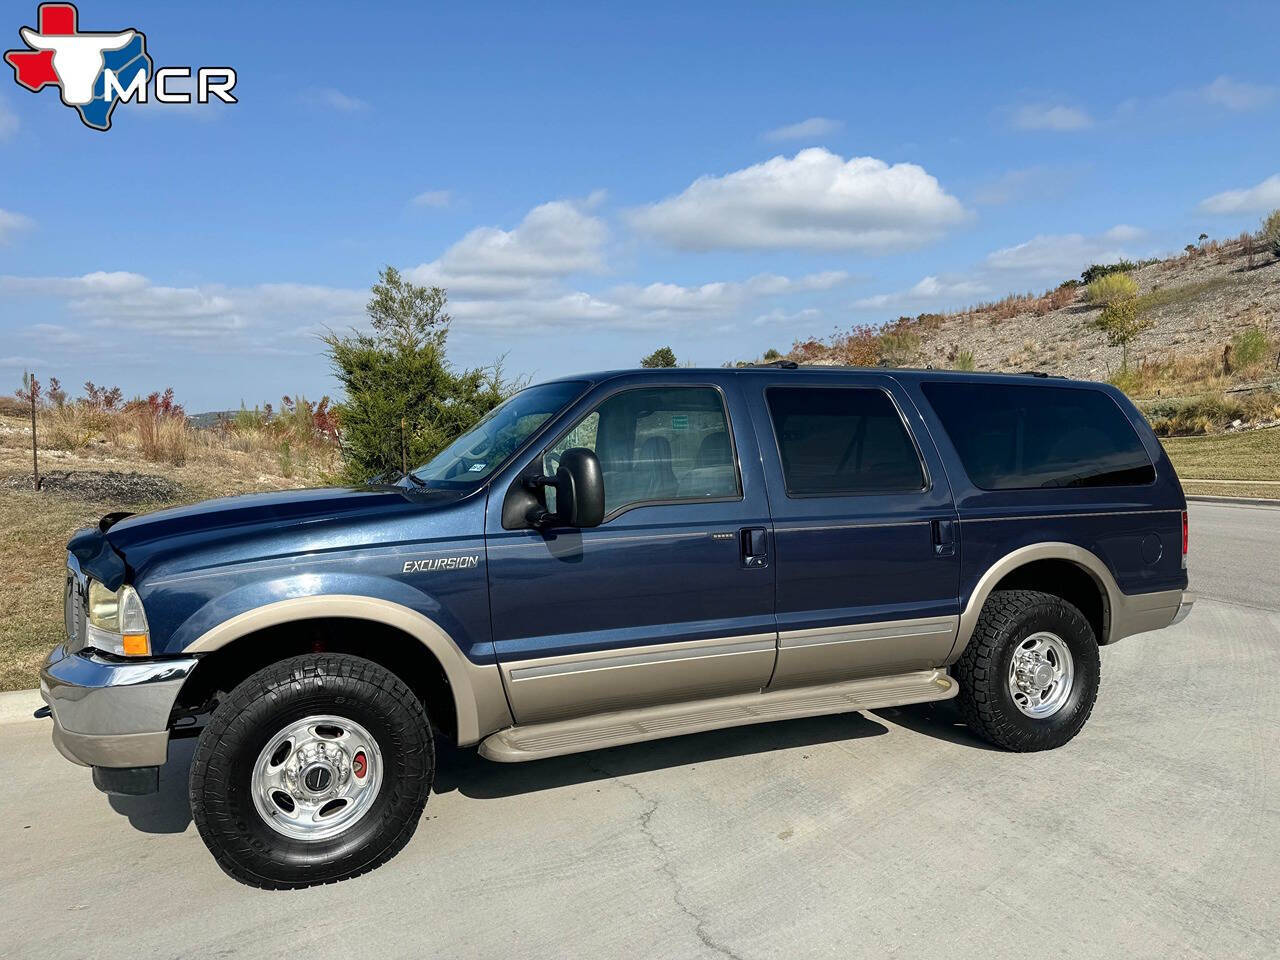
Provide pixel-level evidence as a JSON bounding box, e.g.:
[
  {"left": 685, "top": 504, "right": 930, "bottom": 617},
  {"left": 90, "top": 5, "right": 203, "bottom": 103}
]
[{"left": 787, "top": 234, "right": 1280, "bottom": 383}]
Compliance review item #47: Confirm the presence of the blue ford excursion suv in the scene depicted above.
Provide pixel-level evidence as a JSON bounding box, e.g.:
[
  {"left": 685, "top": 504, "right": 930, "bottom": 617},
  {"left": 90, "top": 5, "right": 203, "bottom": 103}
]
[{"left": 41, "top": 365, "right": 1194, "bottom": 888}]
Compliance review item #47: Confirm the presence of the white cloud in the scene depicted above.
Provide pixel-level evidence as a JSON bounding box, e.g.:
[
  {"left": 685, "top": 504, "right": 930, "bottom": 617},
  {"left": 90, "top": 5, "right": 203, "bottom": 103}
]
[
  {"left": 406, "top": 199, "right": 609, "bottom": 296},
  {"left": 762, "top": 117, "right": 843, "bottom": 141},
  {"left": 854, "top": 275, "right": 990, "bottom": 310},
  {"left": 630, "top": 148, "right": 966, "bottom": 252},
  {"left": 751, "top": 307, "right": 820, "bottom": 327},
  {"left": 306, "top": 88, "right": 369, "bottom": 112},
  {"left": 610, "top": 271, "right": 850, "bottom": 316},
  {"left": 1198, "top": 174, "right": 1280, "bottom": 214},
  {"left": 1198, "top": 76, "right": 1277, "bottom": 112},
  {"left": 1, "top": 272, "right": 365, "bottom": 348},
  {"left": 985, "top": 230, "right": 1131, "bottom": 278},
  {"left": 1008, "top": 103, "right": 1093, "bottom": 131},
  {"left": 411, "top": 190, "right": 452, "bottom": 208},
  {"left": 0, "top": 355, "right": 45, "bottom": 368},
  {"left": 0, "top": 209, "right": 34, "bottom": 243},
  {"left": 448, "top": 292, "right": 625, "bottom": 331},
  {"left": 1102, "top": 224, "right": 1145, "bottom": 243}
]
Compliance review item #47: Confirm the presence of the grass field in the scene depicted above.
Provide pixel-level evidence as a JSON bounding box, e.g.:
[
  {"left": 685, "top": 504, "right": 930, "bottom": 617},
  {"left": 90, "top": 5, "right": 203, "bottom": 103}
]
[{"left": 1160, "top": 426, "right": 1280, "bottom": 481}]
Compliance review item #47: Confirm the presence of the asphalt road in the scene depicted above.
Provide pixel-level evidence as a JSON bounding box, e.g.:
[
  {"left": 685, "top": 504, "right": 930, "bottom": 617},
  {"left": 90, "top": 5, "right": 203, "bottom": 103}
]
[{"left": 2, "top": 501, "right": 1277, "bottom": 959}]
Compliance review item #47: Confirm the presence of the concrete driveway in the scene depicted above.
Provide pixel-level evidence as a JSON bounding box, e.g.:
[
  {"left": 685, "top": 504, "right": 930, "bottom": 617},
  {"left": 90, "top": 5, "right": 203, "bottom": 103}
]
[{"left": 2, "top": 501, "right": 1277, "bottom": 959}]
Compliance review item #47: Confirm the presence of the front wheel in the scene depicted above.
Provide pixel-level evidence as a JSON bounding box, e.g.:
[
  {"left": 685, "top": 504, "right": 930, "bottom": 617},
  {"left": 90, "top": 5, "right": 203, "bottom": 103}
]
[
  {"left": 190, "top": 653, "right": 434, "bottom": 889},
  {"left": 955, "top": 589, "right": 1100, "bottom": 751}
]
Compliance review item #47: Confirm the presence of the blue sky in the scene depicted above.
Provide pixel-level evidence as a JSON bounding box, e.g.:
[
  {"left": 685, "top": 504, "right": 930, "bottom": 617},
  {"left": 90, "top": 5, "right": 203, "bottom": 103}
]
[{"left": 2, "top": 0, "right": 1279, "bottom": 410}]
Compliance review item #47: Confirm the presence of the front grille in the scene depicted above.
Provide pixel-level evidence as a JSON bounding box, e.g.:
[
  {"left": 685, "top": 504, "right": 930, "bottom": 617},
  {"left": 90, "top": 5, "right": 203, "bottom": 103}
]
[{"left": 64, "top": 556, "right": 88, "bottom": 652}]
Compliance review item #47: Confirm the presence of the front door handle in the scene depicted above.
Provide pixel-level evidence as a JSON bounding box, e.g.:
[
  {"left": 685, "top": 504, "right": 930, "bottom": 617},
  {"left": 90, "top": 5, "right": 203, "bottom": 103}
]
[{"left": 741, "top": 527, "right": 769, "bottom": 568}]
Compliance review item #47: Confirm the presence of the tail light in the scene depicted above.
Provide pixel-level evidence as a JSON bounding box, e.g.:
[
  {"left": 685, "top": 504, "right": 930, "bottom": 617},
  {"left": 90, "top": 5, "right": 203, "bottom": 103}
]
[{"left": 1181, "top": 510, "right": 1189, "bottom": 569}]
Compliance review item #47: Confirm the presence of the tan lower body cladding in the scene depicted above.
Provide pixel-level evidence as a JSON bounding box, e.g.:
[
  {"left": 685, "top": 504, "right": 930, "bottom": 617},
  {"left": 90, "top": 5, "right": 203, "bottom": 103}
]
[{"left": 497, "top": 614, "right": 959, "bottom": 734}]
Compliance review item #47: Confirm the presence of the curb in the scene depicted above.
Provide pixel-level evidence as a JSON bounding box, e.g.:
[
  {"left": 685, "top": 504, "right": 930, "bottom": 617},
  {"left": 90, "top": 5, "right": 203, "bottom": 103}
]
[
  {"left": 1187, "top": 494, "right": 1280, "bottom": 507},
  {"left": 0, "top": 688, "right": 46, "bottom": 725}
]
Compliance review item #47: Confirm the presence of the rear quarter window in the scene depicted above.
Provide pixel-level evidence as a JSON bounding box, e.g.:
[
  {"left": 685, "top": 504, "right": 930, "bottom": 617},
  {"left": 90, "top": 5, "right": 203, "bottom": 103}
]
[{"left": 921, "top": 381, "right": 1155, "bottom": 490}]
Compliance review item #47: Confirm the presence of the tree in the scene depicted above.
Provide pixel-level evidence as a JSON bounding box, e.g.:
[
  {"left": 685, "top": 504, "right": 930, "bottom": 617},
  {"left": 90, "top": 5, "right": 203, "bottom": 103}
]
[
  {"left": 1091, "top": 295, "right": 1152, "bottom": 371},
  {"left": 640, "top": 346, "right": 677, "bottom": 368},
  {"left": 323, "top": 268, "right": 509, "bottom": 482}
]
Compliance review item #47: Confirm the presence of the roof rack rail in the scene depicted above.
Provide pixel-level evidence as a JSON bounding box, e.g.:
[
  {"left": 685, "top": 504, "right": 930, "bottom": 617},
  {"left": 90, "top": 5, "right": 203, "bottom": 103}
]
[{"left": 750, "top": 360, "right": 799, "bottom": 369}]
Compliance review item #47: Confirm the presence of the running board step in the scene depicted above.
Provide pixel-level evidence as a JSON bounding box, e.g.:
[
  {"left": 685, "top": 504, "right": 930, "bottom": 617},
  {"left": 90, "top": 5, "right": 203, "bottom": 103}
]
[{"left": 479, "top": 669, "right": 956, "bottom": 762}]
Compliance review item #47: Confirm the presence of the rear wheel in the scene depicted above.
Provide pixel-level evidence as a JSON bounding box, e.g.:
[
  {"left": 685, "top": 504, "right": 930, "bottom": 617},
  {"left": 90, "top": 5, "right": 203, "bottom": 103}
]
[
  {"left": 955, "top": 589, "right": 1100, "bottom": 751},
  {"left": 190, "top": 653, "right": 434, "bottom": 889}
]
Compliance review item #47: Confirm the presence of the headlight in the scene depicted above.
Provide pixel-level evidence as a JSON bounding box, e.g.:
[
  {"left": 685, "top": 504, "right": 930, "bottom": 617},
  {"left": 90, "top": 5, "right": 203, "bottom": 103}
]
[{"left": 86, "top": 580, "right": 151, "bottom": 656}]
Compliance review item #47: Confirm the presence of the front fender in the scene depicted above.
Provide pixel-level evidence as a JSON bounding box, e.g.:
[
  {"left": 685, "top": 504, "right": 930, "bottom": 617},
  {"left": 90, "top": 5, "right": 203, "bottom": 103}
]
[
  {"left": 162, "top": 572, "right": 481, "bottom": 658},
  {"left": 159, "top": 573, "right": 510, "bottom": 745},
  {"left": 180, "top": 592, "right": 511, "bottom": 745}
]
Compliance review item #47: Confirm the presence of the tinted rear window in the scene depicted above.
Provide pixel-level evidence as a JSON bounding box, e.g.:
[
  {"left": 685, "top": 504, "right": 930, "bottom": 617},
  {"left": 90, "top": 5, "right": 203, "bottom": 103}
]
[
  {"left": 921, "top": 381, "right": 1155, "bottom": 490},
  {"left": 766, "top": 387, "right": 926, "bottom": 496}
]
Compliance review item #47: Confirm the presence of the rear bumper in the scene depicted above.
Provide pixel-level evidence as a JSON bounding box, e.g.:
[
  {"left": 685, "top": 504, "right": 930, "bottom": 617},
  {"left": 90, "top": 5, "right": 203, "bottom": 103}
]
[
  {"left": 1171, "top": 591, "right": 1197, "bottom": 625},
  {"left": 1110, "top": 587, "right": 1195, "bottom": 642},
  {"left": 39, "top": 644, "right": 197, "bottom": 769}
]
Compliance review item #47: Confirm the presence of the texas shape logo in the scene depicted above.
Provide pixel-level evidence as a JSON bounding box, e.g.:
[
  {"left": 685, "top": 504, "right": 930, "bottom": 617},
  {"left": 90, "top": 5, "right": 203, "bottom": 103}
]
[{"left": 5, "top": 3, "right": 236, "bottom": 132}]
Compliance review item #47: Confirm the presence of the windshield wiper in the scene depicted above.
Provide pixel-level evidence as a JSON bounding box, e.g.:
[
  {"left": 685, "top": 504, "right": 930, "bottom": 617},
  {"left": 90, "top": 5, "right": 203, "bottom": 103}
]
[{"left": 402, "top": 472, "right": 426, "bottom": 487}]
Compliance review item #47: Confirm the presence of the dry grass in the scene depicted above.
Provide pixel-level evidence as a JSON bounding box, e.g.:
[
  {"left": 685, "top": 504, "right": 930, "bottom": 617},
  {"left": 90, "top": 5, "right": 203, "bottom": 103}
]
[
  {"left": 0, "top": 487, "right": 166, "bottom": 691},
  {"left": 0, "top": 410, "right": 342, "bottom": 691}
]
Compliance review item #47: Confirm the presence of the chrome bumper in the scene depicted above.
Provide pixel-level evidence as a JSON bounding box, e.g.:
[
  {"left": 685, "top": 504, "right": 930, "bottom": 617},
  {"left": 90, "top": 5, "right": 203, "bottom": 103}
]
[
  {"left": 1171, "top": 591, "right": 1196, "bottom": 625},
  {"left": 39, "top": 644, "right": 197, "bottom": 769},
  {"left": 1108, "top": 587, "right": 1196, "bottom": 643}
]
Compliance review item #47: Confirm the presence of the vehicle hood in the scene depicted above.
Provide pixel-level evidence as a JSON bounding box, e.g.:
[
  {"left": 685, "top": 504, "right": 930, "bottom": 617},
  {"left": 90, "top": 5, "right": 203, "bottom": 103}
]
[{"left": 68, "top": 485, "right": 467, "bottom": 588}]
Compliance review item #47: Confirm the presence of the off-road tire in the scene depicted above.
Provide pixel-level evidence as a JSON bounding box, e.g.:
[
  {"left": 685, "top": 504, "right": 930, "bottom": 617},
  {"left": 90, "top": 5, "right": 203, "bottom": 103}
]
[
  {"left": 955, "top": 589, "right": 1100, "bottom": 751},
  {"left": 190, "top": 653, "right": 434, "bottom": 889}
]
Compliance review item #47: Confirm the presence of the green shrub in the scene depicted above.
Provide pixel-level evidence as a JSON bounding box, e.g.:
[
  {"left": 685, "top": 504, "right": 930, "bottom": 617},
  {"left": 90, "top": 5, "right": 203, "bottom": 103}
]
[
  {"left": 277, "top": 440, "right": 294, "bottom": 478},
  {"left": 1262, "top": 208, "right": 1280, "bottom": 242},
  {"left": 952, "top": 349, "right": 976, "bottom": 371},
  {"left": 877, "top": 329, "right": 920, "bottom": 366},
  {"left": 1232, "top": 327, "right": 1269, "bottom": 368},
  {"left": 1080, "top": 260, "right": 1137, "bottom": 284},
  {"left": 1085, "top": 272, "right": 1138, "bottom": 307},
  {"left": 1144, "top": 389, "right": 1278, "bottom": 436}
]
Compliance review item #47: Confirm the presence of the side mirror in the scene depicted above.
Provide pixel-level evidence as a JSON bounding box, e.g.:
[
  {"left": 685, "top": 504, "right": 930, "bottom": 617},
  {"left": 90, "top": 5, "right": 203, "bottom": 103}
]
[{"left": 525, "top": 447, "right": 604, "bottom": 529}]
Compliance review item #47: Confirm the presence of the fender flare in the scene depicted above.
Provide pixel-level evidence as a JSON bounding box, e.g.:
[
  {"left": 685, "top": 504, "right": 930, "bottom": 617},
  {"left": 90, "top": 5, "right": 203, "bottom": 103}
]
[
  {"left": 185, "top": 595, "right": 512, "bottom": 745},
  {"left": 948, "top": 542, "right": 1119, "bottom": 662}
]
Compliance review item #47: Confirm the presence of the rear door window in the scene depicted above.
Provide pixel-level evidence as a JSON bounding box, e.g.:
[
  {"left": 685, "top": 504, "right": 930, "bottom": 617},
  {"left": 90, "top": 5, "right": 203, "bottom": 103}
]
[
  {"left": 765, "top": 387, "right": 926, "bottom": 496},
  {"left": 921, "top": 381, "right": 1155, "bottom": 489}
]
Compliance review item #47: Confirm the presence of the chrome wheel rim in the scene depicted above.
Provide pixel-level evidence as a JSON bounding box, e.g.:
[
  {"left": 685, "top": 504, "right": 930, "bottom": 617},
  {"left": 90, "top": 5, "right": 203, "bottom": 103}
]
[
  {"left": 1007, "top": 631, "right": 1074, "bottom": 718},
  {"left": 250, "top": 714, "right": 383, "bottom": 842}
]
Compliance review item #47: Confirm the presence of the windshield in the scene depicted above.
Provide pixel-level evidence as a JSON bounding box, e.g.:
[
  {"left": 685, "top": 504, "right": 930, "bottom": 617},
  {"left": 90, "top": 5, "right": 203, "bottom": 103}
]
[{"left": 408, "top": 380, "right": 587, "bottom": 488}]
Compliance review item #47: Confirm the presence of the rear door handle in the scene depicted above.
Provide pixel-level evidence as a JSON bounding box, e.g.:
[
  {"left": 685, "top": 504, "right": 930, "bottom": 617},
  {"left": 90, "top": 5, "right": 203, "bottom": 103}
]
[
  {"left": 741, "top": 527, "right": 769, "bottom": 568},
  {"left": 931, "top": 519, "right": 957, "bottom": 557}
]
